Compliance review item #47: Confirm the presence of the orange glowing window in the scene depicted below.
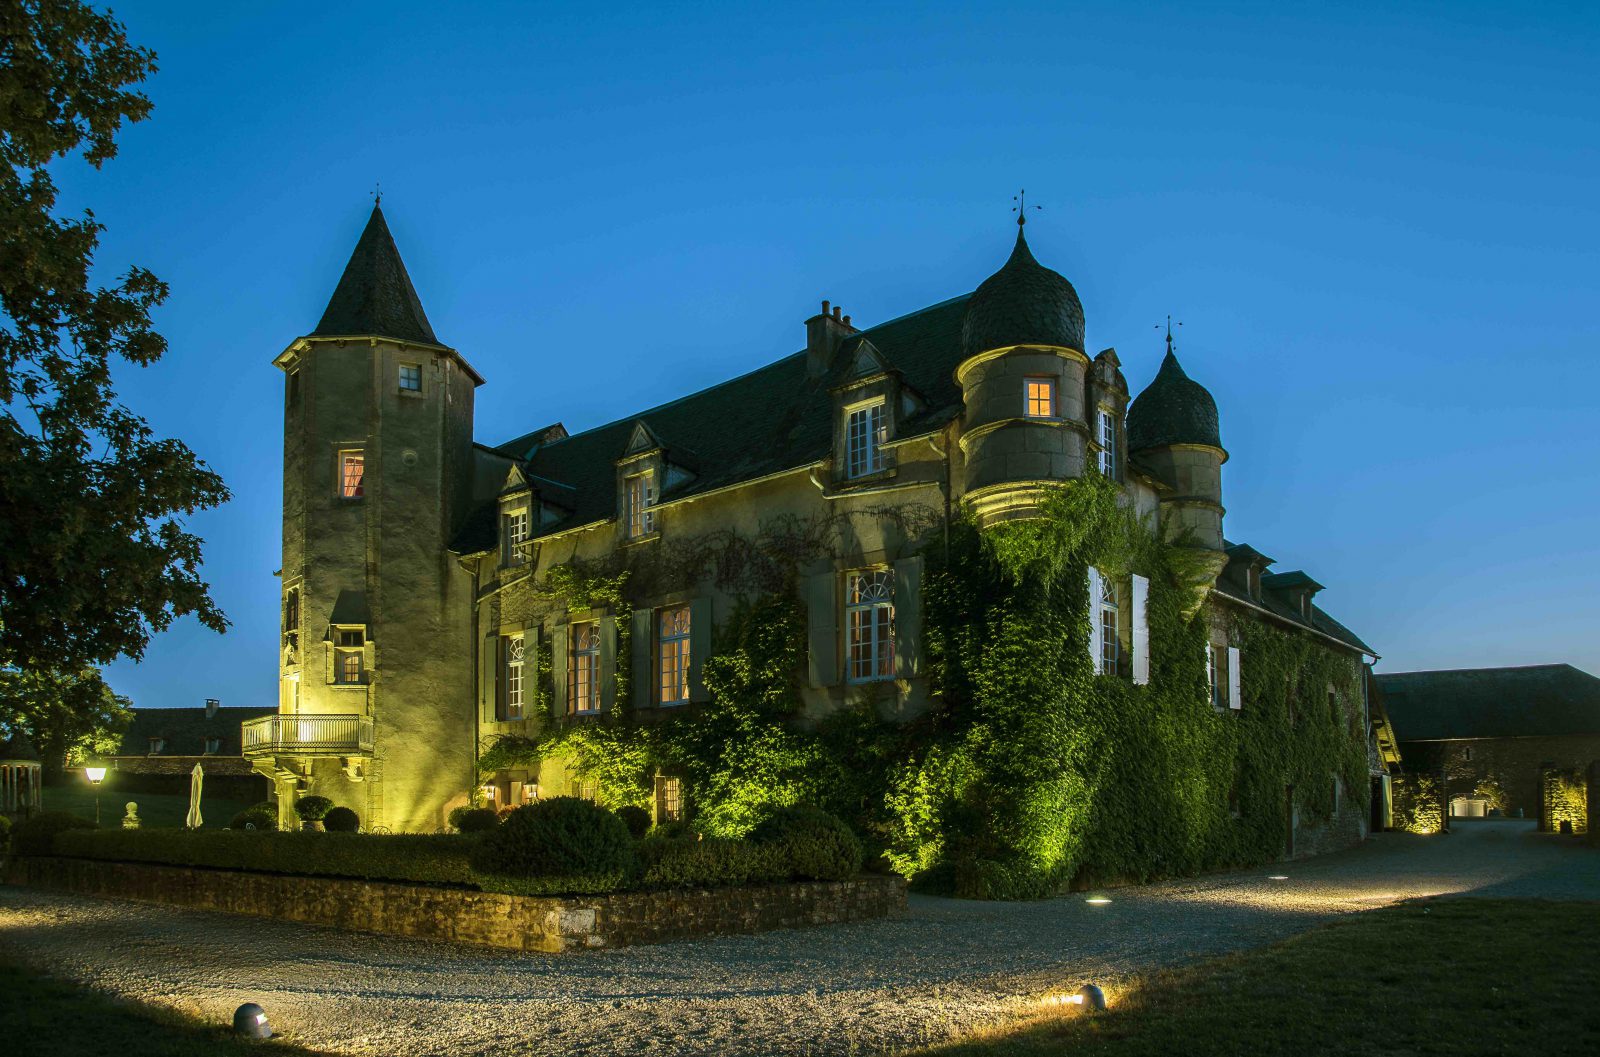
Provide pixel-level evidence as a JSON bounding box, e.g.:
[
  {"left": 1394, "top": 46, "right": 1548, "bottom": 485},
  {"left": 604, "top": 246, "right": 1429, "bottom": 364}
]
[
  {"left": 1025, "top": 378, "right": 1056, "bottom": 418},
  {"left": 339, "top": 450, "right": 365, "bottom": 499}
]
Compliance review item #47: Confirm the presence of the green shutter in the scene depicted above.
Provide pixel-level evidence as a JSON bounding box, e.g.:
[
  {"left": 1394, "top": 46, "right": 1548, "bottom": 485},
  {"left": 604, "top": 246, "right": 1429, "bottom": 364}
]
[
  {"left": 550, "top": 623, "right": 568, "bottom": 717},
  {"left": 893, "top": 556, "right": 923, "bottom": 679},
  {"left": 689, "top": 597, "right": 712, "bottom": 701},
  {"left": 632, "top": 609, "right": 652, "bottom": 710},
  {"left": 807, "top": 571, "right": 839, "bottom": 687},
  {"left": 599, "top": 615, "right": 617, "bottom": 712}
]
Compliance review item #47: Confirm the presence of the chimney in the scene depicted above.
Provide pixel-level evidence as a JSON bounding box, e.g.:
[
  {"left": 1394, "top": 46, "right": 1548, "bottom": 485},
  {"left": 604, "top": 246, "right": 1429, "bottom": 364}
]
[
  {"left": 805, "top": 299, "right": 859, "bottom": 379},
  {"left": 205, "top": 698, "right": 220, "bottom": 719}
]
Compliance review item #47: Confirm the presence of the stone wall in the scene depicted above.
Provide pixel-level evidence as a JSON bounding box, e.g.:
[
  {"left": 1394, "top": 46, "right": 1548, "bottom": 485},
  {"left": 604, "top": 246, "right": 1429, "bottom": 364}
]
[
  {"left": 6, "top": 857, "right": 906, "bottom": 953},
  {"left": 1399, "top": 735, "right": 1600, "bottom": 823}
]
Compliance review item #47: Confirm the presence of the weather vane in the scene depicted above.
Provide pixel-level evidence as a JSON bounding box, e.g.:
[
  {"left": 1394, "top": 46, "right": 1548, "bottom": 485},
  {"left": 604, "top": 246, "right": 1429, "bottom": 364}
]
[
  {"left": 1012, "top": 189, "right": 1041, "bottom": 227},
  {"left": 371, "top": 182, "right": 382, "bottom": 207},
  {"left": 1156, "top": 315, "right": 1183, "bottom": 354}
]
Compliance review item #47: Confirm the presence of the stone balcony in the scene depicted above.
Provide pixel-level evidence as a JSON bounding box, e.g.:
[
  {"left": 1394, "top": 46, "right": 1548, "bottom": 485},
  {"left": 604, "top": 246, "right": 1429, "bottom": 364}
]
[{"left": 242, "top": 714, "right": 373, "bottom": 758}]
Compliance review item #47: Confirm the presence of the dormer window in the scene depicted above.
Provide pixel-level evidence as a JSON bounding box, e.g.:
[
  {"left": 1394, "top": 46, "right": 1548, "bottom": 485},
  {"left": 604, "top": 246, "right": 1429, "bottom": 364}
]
[
  {"left": 626, "top": 472, "right": 657, "bottom": 538},
  {"left": 148, "top": 737, "right": 165, "bottom": 755},
  {"left": 502, "top": 506, "right": 530, "bottom": 566},
  {"left": 1097, "top": 408, "right": 1116, "bottom": 476},
  {"left": 845, "top": 400, "right": 886, "bottom": 478},
  {"left": 204, "top": 736, "right": 221, "bottom": 755},
  {"left": 1025, "top": 377, "right": 1057, "bottom": 419},
  {"left": 1247, "top": 566, "right": 1262, "bottom": 600}
]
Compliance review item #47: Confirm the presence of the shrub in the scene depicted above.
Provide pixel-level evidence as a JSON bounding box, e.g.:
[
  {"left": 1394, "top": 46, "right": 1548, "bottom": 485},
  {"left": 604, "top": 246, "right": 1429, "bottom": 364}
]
[
  {"left": 750, "top": 806, "right": 862, "bottom": 881},
  {"left": 230, "top": 803, "right": 277, "bottom": 831},
  {"left": 451, "top": 807, "right": 500, "bottom": 833},
  {"left": 469, "top": 796, "right": 635, "bottom": 895},
  {"left": 0, "top": 813, "right": 12, "bottom": 847},
  {"left": 294, "top": 795, "right": 333, "bottom": 822},
  {"left": 636, "top": 834, "right": 786, "bottom": 889},
  {"left": 615, "top": 805, "right": 651, "bottom": 838},
  {"left": 11, "top": 811, "right": 97, "bottom": 856},
  {"left": 53, "top": 829, "right": 480, "bottom": 886},
  {"left": 323, "top": 806, "right": 360, "bottom": 833}
]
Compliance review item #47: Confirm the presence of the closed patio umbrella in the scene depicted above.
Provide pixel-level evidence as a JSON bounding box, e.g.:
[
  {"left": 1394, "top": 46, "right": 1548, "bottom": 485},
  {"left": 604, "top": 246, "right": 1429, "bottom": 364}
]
[{"left": 186, "top": 762, "right": 204, "bottom": 829}]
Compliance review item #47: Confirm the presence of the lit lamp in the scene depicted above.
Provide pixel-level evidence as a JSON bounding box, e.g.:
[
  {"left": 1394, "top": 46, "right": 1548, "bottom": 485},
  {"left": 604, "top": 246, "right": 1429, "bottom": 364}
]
[{"left": 83, "top": 763, "right": 108, "bottom": 826}]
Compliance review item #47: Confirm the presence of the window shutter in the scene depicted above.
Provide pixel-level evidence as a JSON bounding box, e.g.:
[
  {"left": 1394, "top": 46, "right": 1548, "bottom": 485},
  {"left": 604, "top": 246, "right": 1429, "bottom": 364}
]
[
  {"left": 324, "top": 638, "right": 335, "bottom": 684},
  {"left": 806, "top": 571, "right": 839, "bottom": 687},
  {"left": 689, "top": 597, "right": 712, "bottom": 701},
  {"left": 1131, "top": 573, "right": 1150, "bottom": 686},
  {"left": 893, "top": 555, "right": 923, "bottom": 679},
  {"left": 362, "top": 632, "right": 375, "bottom": 684},
  {"left": 599, "top": 615, "right": 617, "bottom": 712},
  {"left": 493, "top": 635, "right": 507, "bottom": 721},
  {"left": 631, "top": 609, "right": 652, "bottom": 710},
  {"left": 1087, "top": 567, "right": 1104, "bottom": 674},
  {"left": 1228, "top": 646, "right": 1242, "bottom": 710},
  {"left": 550, "top": 624, "right": 568, "bottom": 717}
]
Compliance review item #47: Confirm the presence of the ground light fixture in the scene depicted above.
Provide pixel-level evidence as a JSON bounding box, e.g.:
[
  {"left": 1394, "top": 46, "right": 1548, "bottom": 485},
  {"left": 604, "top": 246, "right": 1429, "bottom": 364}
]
[
  {"left": 83, "top": 763, "right": 107, "bottom": 826},
  {"left": 233, "top": 1002, "right": 272, "bottom": 1039},
  {"left": 1042, "top": 984, "right": 1109, "bottom": 1011},
  {"left": 1084, "top": 896, "right": 1112, "bottom": 904},
  {"left": 1268, "top": 874, "right": 1289, "bottom": 881}
]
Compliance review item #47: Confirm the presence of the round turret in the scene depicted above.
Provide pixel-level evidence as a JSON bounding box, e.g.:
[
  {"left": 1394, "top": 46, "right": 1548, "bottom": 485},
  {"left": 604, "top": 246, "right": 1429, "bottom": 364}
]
[
  {"left": 961, "top": 229, "right": 1085, "bottom": 358},
  {"left": 1127, "top": 350, "right": 1220, "bottom": 452},
  {"left": 1127, "top": 348, "right": 1227, "bottom": 550}
]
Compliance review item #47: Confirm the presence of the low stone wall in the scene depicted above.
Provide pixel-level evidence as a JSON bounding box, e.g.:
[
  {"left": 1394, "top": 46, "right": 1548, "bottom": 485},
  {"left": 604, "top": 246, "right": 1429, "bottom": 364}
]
[{"left": 5, "top": 857, "right": 906, "bottom": 953}]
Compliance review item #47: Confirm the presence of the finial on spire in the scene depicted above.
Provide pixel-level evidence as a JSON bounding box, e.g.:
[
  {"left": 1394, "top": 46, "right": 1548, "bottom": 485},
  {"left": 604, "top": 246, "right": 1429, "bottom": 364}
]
[
  {"left": 1012, "top": 189, "right": 1041, "bottom": 227},
  {"left": 371, "top": 181, "right": 382, "bottom": 207},
  {"left": 1156, "top": 315, "right": 1183, "bottom": 355}
]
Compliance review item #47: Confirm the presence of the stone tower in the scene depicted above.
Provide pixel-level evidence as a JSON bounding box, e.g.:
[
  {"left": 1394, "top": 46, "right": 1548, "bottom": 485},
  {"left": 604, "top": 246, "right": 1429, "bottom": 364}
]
[
  {"left": 955, "top": 220, "right": 1090, "bottom": 525},
  {"left": 260, "top": 204, "right": 482, "bottom": 832},
  {"left": 1125, "top": 335, "right": 1227, "bottom": 552}
]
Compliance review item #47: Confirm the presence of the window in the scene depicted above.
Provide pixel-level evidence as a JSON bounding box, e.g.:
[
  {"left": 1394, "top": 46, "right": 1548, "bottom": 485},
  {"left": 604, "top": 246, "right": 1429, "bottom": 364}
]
[
  {"left": 1097, "top": 408, "right": 1116, "bottom": 475},
  {"left": 502, "top": 508, "right": 529, "bottom": 566},
  {"left": 1463, "top": 746, "right": 1473, "bottom": 763},
  {"left": 845, "top": 401, "right": 887, "bottom": 478},
  {"left": 655, "top": 776, "right": 683, "bottom": 822},
  {"left": 571, "top": 778, "right": 599, "bottom": 802},
  {"left": 148, "top": 737, "right": 165, "bottom": 755},
  {"left": 283, "top": 588, "right": 299, "bottom": 638},
  {"left": 339, "top": 450, "right": 365, "bottom": 499},
  {"left": 1207, "top": 644, "right": 1228, "bottom": 708},
  {"left": 626, "top": 473, "right": 656, "bottom": 538},
  {"left": 568, "top": 621, "right": 601, "bottom": 714},
  {"left": 1098, "top": 574, "right": 1120, "bottom": 675},
  {"left": 846, "top": 570, "right": 895, "bottom": 682},
  {"left": 204, "top": 736, "right": 221, "bottom": 755},
  {"left": 1024, "top": 377, "right": 1057, "bottom": 418},
  {"left": 657, "top": 605, "right": 691, "bottom": 705},
  {"left": 335, "top": 628, "right": 364, "bottom": 684},
  {"left": 502, "top": 634, "right": 526, "bottom": 720},
  {"left": 398, "top": 364, "right": 421, "bottom": 393}
]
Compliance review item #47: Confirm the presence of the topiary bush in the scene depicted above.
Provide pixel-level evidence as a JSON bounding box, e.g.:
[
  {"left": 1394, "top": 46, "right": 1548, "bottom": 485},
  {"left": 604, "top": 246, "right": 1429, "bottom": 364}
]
[
  {"left": 230, "top": 802, "right": 277, "bottom": 831},
  {"left": 294, "top": 795, "right": 333, "bottom": 822},
  {"left": 469, "top": 796, "right": 635, "bottom": 895},
  {"left": 451, "top": 807, "right": 500, "bottom": 833},
  {"left": 635, "top": 834, "right": 786, "bottom": 889},
  {"left": 750, "top": 805, "right": 862, "bottom": 881},
  {"left": 322, "top": 806, "right": 360, "bottom": 832},
  {"left": 615, "top": 805, "right": 651, "bottom": 838},
  {"left": 11, "top": 811, "right": 97, "bottom": 856}
]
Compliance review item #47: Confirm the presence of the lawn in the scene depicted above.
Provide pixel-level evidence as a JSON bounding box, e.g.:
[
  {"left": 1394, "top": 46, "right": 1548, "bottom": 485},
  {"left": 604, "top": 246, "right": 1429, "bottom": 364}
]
[
  {"left": 920, "top": 899, "right": 1600, "bottom": 1057},
  {"left": 40, "top": 785, "right": 255, "bottom": 830},
  {"left": 0, "top": 961, "right": 328, "bottom": 1057}
]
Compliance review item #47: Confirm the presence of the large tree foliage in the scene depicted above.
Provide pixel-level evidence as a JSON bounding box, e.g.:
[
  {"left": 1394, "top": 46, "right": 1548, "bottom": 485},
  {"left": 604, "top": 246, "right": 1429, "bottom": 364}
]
[
  {"left": 0, "top": 665, "right": 132, "bottom": 772},
  {"left": 0, "top": 0, "right": 229, "bottom": 670}
]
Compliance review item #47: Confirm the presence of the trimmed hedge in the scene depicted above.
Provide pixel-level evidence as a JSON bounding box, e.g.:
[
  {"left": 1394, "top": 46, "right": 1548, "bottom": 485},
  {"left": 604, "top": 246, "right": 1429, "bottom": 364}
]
[
  {"left": 450, "top": 807, "right": 500, "bottom": 833},
  {"left": 635, "top": 834, "right": 787, "bottom": 889},
  {"left": 230, "top": 803, "right": 276, "bottom": 831},
  {"left": 12, "top": 812, "right": 97, "bottom": 857},
  {"left": 323, "top": 806, "right": 360, "bottom": 833},
  {"left": 750, "top": 806, "right": 862, "bottom": 881},
  {"left": 294, "top": 795, "right": 333, "bottom": 822},
  {"left": 470, "top": 797, "right": 635, "bottom": 895}
]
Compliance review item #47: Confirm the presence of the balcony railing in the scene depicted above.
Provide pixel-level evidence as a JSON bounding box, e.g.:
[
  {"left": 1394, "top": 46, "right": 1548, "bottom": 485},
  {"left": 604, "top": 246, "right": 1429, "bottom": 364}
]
[{"left": 242, "top": 714, "right": 373, "bottom": 757}]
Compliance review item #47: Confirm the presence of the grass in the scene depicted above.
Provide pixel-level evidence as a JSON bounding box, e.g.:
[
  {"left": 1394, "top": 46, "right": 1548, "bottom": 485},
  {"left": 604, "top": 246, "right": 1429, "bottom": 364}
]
[
  {"left": 918, "top": 898, "right": 1600, "bottom": 1057},
  {"left": 41, "top": 785, "right": 254, "bottom": 830},
  {"left": 0, "top": 961, "right": 329, "bottom": 1057}
]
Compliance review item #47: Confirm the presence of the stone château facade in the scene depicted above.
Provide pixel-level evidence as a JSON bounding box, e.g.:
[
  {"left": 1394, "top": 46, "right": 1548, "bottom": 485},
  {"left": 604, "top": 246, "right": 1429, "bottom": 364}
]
[{"left": 254, "top": 203, "right": 1385, "bottom": 847}]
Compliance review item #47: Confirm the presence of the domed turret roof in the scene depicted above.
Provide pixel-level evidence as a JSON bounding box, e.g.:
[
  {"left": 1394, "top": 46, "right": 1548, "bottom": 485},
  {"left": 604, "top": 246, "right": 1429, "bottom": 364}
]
[
  {"left": 1127, "top": 349, "right": 1222, "bottom": 451},
  {"left": 961, "top": 226, "right": 1085, "bottom": 358}
]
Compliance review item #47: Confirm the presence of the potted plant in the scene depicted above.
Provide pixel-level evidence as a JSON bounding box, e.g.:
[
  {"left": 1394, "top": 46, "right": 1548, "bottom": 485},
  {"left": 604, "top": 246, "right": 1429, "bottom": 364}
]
[{"left": 294, "top": 795, "right": 334, "bottom": 831}]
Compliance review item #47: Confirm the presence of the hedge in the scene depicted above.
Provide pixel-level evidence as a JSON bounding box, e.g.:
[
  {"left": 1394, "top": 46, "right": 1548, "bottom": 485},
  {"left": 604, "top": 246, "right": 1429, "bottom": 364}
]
[
  {"left": 635, "top": 834, "right": 788, "bottom": 889},
  {"left": 470, "top": 798, "right": 635, "bottom": 895}
]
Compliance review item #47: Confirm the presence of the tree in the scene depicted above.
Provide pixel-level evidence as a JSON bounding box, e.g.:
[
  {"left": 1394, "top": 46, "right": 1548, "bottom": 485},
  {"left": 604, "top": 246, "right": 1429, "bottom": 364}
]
[
  {"left": 0, "top": 0, "right": 229, "bottom": 672},
  {"left": 0, "top": 666, "right": 132, "bottom": 773}
]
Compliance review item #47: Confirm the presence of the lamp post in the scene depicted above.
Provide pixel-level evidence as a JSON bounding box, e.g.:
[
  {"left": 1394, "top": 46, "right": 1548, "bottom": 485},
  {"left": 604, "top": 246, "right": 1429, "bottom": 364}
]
[{"left": 84, "top": 763, "right": 107, "bottom": 825}]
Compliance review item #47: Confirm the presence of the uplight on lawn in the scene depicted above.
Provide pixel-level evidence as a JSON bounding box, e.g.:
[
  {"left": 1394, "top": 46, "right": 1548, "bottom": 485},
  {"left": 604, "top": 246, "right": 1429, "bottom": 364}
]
[
  {"left": 1085, "top": 896, "right": 1112, "bottom": 905},
  {"left": 1043, "top": 984, "right": 1108, "bottom": 1011},
  {"left": 1268, "top": 874, "right": 1289, "bottom": 881}
]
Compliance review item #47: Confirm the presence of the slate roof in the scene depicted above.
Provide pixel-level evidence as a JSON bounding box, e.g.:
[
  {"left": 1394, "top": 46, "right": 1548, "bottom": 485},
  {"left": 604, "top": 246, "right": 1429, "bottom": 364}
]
[
  {"left": 1377, "top": 664, "right": 1600, "bottom": 741},
  {"left": 311, "top": 205, "right": 441, "bottom": 346},
  {"left": 1214, "top": 540, "right": 1373, "bottom": 656},
  {"left": 113, "top": 706, "right": 275, "bottom": 758},
  {"left": 961, "top": 226, "right": 1085, "bottom": 357},
  {"left": 1127, "top": 350, "right": 1222, "bottom": 452}
]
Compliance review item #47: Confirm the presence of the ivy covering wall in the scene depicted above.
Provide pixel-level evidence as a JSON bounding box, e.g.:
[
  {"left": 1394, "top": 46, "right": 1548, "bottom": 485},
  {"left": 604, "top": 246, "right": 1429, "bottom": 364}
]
[{"left": 479, "top": 479, "right": 1371, "bottom": 899}]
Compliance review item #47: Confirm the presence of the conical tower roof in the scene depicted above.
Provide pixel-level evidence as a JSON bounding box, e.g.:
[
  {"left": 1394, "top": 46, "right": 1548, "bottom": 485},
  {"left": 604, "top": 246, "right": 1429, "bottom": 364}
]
[
  {"left": 1127, "top": 349, "right": 1222, "bottom": 451},
  {"left": 961, "top": 226, "right": 1085, "bottom": 358},
  {"left": 311, "top": 204, "right": 440, "bottom": 345}
]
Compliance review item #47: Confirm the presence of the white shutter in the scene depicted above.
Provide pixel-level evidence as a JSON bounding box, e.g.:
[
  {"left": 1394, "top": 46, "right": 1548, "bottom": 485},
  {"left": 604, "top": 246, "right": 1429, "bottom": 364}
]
[
  {"left": 1087, "top": 567, "right": 1104, "bottom": 674},
  {"left": 1131, "top": 574, "right": 1150, "bottom": 686},
  {"left": 1228, "top": 646, "right": 1242, "bottom": 710}
]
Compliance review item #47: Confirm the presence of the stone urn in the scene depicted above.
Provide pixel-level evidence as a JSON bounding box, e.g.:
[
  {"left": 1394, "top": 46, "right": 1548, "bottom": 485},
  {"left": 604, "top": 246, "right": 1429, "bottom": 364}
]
[{"left": 302, "top": 820, "right": 325, "bottom": 832}]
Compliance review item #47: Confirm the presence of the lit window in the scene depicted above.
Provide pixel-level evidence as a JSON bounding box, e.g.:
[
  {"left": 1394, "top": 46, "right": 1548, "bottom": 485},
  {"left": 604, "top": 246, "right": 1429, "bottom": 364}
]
[
  {"left": 1025, "top": 377, "right": 1057, "bottom": 418},
  {"left": 1098, "top": 574, "right": 1120, "bottom": 675},
  {"left": 335, "top": 628, "right": 364, "bottom": 684},
  {"left": 398, "top": 364, "right": 422, "bottom": 392},
  {"left": 1097, "top": 409, "right": 1116, "bottom": 475},
  {"left": 655, "top": 776, "right": 683, "bottom": 822},
  {"left": 627, "top": 473, "right": 656, "bottom": 538},
  {"left": 845, "top": 401, "right": 887, "bottom": 478},
  {"left": 568, "top": 621, "right": 602, "bottom": 714},
  {"left": 846, "top": 570, "right": 895, "bottom": 682},
  {"left": 502, "top": 508, "right": 529, "bottom": 565},
  {"left": 657, "top": 605, "right": 691, "bottom": 705},
  {"left": 503, "top": 634, "right": 525, "bottom": 720},
  {"left": 339, "top": 450, "right": 365, "bottom": 499}
]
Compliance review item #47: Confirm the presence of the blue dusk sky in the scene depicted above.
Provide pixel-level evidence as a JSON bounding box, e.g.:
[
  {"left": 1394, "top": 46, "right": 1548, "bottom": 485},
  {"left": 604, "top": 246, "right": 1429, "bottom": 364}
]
[{"left": 64, "top": 1, "right": 1597, "bottom": 709}]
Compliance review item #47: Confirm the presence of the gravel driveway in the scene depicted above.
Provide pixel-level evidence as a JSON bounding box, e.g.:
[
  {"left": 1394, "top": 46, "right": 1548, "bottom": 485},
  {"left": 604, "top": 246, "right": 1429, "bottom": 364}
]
[{"left": 3, "top": 821, "right": 1596, "bottom": 1056}]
